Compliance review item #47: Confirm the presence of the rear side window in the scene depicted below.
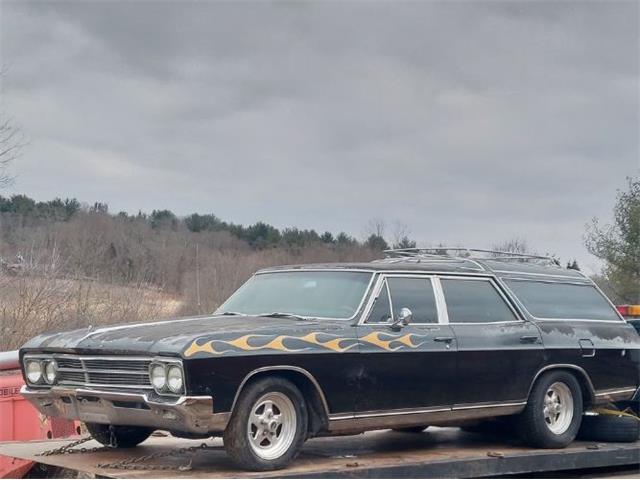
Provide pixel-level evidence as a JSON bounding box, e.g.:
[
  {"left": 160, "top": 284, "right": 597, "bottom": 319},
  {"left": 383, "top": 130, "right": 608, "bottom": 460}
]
[
  {"left": 504, "top": 280, "right": 621, "bottom": 321},
  {"left": 441, "top": 278, "right": 518, "bottom": 323}
]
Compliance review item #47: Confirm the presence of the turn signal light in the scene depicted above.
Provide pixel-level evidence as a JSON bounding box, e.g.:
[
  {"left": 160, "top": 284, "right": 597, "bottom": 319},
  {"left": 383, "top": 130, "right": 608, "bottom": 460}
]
[{"left": 617, "top": 305, "right": 640, "bottom": 317}]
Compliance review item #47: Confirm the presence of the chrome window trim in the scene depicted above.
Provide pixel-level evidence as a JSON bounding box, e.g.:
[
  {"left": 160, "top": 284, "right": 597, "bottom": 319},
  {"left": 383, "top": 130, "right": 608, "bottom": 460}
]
[
  {"left": 437, "top": 275, "right": 523, "bottom": 325},
  {"left": 215, "top": 269, "right": 376, "bottom": 322},
  {"left": 491, "top": 269, "right": 589, "bottom": 280},
  {"left": 257, "top": 268, "right": 377, "bottom": 274},
  {"left": 433, "top": 277, "right": 450, "bottom": 325},
  {"left": 357, "top": 273, "right": 386, "bottom": 326},
  {"left": 501, "top": 278, "right": 624, "bottom": 323},
  {"left": 358, "top": 274, "right": 445, "bottom": 326}
]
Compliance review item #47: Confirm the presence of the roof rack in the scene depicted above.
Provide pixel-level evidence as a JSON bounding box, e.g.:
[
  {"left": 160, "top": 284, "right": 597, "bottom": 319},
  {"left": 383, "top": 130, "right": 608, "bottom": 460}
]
[{"left": 376, "top": 248, "right": 561, "bottom": 268}]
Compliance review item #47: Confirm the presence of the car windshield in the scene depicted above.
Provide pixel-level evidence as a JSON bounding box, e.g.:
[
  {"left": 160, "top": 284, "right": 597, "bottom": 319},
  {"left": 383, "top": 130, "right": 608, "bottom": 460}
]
[{"left": 216, "top": 271, "right": 373, "bottom": 319}]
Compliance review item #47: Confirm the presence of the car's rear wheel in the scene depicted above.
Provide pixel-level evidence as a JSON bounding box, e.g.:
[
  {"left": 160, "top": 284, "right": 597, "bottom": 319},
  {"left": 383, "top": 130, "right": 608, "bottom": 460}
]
[
  {"left": 392, "top": 426, "right": 429, "bottom": 433},
  {"left": 223, "top": 377, "right": 308, "bottom": 471},
  {"left": 516, "top": 371, "right": 583, "bottom": 448},
  {"left": 85, "top": 423, "right": 153, "bottom": 448}
]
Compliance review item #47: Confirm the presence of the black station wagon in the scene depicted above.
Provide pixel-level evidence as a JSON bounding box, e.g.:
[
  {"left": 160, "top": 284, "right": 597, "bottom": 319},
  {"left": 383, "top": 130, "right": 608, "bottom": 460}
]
[{"left": 20, "top": 249, "right": 640, "bottom": 470}]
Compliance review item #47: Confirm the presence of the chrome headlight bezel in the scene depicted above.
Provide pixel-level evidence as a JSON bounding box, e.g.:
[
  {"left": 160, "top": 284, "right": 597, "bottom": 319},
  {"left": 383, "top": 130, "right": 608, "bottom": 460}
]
[
  {"left": 149, "top": 359, "right": 184, "bottom": 395},
  {"left": 43, "top": 359, "right": 58, "bottom": 385},
  {"left": 166, "top": 365, "right": 184, "bottom": 394},
  {"left": 25, "top": 359, "right": 44, "bottom": 385},
  {"left": 150, "top": 363, "right": 167, "bottom": 391}
]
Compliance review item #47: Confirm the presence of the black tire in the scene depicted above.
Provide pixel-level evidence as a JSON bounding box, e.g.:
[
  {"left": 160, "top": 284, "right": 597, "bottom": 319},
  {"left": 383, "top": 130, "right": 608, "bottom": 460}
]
[
  {"left": 392, "top": 426, "right": 429, "bottom": 433},
  {"left": 223, "top": 377, "right": 308, "bottom": 471},
  {"left": 85, "top": 423, "right": 153, "bottom": 448},
  {"left": 516, "top": 370, "right": 583, "bottom": 448},
  {"left": 578, "top": 414, "right": 640, "bottom": 442}
]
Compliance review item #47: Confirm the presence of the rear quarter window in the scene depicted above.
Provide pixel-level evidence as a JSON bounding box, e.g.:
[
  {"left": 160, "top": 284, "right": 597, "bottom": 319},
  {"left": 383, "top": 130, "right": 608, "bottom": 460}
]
[{"left": 504, "top": 280, "right": 621, "bottom": 321}]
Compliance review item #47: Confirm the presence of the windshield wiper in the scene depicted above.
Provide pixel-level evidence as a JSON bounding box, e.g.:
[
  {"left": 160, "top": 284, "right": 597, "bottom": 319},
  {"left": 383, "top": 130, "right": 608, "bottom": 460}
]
[
  {"left": 258, "top": 312, "right": 313, "bottom": 321},
  {"left": 218, "top": 311, "right": 243, "bottom": 316}
]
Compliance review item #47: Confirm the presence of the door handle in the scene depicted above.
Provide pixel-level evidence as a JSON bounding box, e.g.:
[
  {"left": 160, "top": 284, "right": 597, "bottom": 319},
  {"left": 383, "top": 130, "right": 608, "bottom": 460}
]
[
  {"left": 520, "top": 335, "right": 540, "bottom": 344},
  {"left": 434, "top": 336, "right": 454, "bottom": 343}
]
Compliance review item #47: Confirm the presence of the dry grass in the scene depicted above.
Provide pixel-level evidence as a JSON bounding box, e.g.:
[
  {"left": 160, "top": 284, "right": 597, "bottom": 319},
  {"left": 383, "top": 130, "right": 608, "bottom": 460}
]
[
  {"left": 0, "top": 239, "right": 376, "bottom": 350},
  {"left": 0, "top": 273, "right": 182, "bottom": 350}
]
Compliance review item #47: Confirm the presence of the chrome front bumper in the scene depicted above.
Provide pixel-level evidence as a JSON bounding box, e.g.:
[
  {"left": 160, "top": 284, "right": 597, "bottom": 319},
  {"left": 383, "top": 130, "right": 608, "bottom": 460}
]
[{"left": 21, "top": 386, "right": 230, "bottom": 434}]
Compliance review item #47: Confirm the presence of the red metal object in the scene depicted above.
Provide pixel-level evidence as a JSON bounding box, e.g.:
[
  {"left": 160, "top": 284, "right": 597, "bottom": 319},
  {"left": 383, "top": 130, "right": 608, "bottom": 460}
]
[
  {"left": 617, "top": 305, "right": 640, "bottom": 318},
  {"left": 0, "top": 371, "right": 79, "bottom": 478}
]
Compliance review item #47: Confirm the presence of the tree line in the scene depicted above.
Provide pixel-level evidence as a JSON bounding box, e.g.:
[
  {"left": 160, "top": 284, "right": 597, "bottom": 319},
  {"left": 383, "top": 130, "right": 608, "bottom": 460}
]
[{"left": 0, "top": 194, "right": 412, "bottom": 252}]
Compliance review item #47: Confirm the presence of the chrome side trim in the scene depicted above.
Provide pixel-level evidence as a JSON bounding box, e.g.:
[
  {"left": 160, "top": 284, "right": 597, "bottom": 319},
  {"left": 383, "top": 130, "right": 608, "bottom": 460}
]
[
  {"left": 594, "top": 387, "right": 637, "bottom": 403},
  {"left": 330, "top": 406, "right": 450, "bottom": 421},
  {"left": 231, "top": 366, "right": 331, "bottom": 418},
  {"left": 594, "top": 387, "right": 638, "bottom": 396},
  {"left": 328, "top": 402, "right": 525, "bottom": 433},
  {"left": 452, "top": 401, "right": 527, "bottom": 411}
]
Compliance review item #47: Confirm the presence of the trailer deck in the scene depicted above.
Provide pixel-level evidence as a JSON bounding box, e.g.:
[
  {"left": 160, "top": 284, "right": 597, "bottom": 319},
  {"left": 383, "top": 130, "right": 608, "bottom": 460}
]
[{"left": 0, "top": 428, "right": 638, "bottom": 478}]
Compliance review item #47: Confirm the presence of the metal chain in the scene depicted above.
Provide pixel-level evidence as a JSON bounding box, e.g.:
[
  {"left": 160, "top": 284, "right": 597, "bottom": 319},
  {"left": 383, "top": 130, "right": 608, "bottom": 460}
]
[
  {"left": 96, "top": 443, "right": 221, "bottom": 471},
  {"left": 37, "top": 433, "right": 220, "bottom": 472},
  {"left": 37, "top": 437, "right": 101, "bottom": 457},
  {"left": 37, "top": 426, "right": 122, "bottom": 457}
]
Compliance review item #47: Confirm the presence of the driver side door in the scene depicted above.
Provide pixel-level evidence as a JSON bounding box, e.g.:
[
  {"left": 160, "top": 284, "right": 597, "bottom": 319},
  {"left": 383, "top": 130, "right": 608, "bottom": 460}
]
[{"left": 355, "top": 274, "right": 457, "bottom": 413}]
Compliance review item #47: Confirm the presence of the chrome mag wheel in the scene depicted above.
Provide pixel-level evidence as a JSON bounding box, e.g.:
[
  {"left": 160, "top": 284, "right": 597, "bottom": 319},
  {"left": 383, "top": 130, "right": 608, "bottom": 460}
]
[
  {"left": 543, "top": 381, "right": 574, "bottom": 435},
  {"left": 247, "top": 392, "right": 297, "bottom": 460}
]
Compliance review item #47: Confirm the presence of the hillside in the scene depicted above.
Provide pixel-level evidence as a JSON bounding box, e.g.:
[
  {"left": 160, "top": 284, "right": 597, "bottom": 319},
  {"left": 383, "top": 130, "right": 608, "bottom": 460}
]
[{"left": 0, "top": 194, "right": 383, "bottom": 349}]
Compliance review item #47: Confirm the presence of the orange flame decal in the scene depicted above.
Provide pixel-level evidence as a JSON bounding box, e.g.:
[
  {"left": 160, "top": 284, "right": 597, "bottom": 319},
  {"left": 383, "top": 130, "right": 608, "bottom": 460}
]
[
  {"left": 183, "top": 339, "right": 231, "bottom": 357},
  {"left": 359, "top": 332, "right": 427, "bottom": 351}
]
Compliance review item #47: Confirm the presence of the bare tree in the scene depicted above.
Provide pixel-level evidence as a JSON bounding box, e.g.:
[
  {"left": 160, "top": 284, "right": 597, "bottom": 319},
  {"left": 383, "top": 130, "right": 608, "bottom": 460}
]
[
  {"left": 363, "top": 217, "right": 386, "bottom": 238},
  {"left": 492, "top": 237, "right": 530, "bottom": 254},
  {"left": 0, "top": 68, "right": 24, "bottom": 188},
  {"left": 391, "top": 221, "right": 409, "bottom": 246}
]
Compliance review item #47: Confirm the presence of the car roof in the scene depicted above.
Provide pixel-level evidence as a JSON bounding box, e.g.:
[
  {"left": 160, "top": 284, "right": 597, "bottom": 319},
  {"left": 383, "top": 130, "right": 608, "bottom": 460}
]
[{"left": 258, "top": 259, "right": 590, "bottom": 283}]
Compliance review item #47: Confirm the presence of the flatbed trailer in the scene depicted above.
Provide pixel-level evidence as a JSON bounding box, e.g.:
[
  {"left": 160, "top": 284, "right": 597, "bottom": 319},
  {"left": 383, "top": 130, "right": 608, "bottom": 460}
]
[{"left": 0, "top": 428, "right": 638, "bottom": 478}]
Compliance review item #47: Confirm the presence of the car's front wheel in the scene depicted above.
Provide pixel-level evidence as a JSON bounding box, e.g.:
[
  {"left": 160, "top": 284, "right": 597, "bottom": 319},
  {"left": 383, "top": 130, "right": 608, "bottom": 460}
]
[
  {"left": 85, "top": 423, "right": 153, "bottom": 448},
  {"left": 223, "top": 377, "right": 308, "bottom": 471},
  {"left": 517, "top": 370, "right": 583, "bottom": 448}
]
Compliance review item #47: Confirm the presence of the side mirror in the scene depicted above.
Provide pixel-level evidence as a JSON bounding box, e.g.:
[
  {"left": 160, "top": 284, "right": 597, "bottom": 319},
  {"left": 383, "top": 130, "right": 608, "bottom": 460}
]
[{"left": 391, "top": 307, "right": 413, "bottom": 330}]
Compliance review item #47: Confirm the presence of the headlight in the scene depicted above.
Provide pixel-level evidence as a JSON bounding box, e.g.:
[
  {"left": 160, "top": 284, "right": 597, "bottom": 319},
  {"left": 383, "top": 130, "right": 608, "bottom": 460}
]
[
  {"left": 44, "top": 360, "right": 58, "bottom": 384},
  {"left": 25, "top": 360, "right": 43, "bottom": 384},
  {"left": 150, "top": 364, "right": 167, "bottom": 391},
  {"left": 167, "top": 365, "right": 183, "bottom": 394}
]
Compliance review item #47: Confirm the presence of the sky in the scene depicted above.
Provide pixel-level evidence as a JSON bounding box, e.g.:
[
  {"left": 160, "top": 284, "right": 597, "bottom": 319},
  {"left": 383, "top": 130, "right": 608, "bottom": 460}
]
[{"left": 1, "top": 0, "right": 638, "bottom": 274}]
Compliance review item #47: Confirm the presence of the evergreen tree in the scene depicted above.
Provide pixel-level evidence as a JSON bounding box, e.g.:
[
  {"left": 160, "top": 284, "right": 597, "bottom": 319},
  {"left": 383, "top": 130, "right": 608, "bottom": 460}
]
[
  {"left": 365, "top": 234, "right": 389, "bottom": 251},
  {"left": 586, "top": 177, "right": 640, "bottom": 303}
]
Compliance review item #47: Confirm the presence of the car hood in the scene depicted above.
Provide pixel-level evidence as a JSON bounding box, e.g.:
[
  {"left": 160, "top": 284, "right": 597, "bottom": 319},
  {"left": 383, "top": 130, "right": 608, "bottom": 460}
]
[{"left": 20, "top": 314, "right": 344, "bottom": 357}]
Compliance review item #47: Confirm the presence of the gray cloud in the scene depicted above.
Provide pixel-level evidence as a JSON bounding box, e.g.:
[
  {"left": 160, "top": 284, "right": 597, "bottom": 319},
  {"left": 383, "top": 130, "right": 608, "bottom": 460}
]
[{"left": 1, "top": 0, "right": 638, "bottom": 273}]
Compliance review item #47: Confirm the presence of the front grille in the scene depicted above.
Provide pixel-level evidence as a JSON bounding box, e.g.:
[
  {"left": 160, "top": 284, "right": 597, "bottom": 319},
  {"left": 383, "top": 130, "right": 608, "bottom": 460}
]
[{"left": 54, "top": 355, "right": 152, "bottom": 390}]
